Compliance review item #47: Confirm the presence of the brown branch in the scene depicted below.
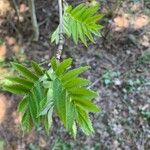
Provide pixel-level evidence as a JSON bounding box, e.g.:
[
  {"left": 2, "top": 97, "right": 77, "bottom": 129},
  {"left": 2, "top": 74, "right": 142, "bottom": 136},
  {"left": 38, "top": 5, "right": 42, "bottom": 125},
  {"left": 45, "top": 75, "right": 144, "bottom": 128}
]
[
  {"left": 56, "top": 0, "right": 64, "bottom": 60},
  {"left": 28, "top": 0, "right": 39, "bottom": 41}
]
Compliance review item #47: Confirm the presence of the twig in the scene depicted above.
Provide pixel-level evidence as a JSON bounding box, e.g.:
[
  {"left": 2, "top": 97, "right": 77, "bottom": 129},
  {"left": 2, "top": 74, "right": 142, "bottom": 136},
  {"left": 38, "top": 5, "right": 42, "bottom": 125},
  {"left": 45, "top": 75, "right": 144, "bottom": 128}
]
[
  {"left": 12, "top": 0, "right": 20, "bottom": 22},
  {"left": 56, "top": 0, "right": 64, "bottom": 60},
  {"left": 8, "top": 19, "right": 23, "bottom": 42},
  {"left": 38, "top": 18, "right": 49, "bottom": 27},
  {"left": 28, "top": 0, "right": 39, "bottom": 41},
  {"left": 141, "top": 0, "right": 144, "bottom": 9}
]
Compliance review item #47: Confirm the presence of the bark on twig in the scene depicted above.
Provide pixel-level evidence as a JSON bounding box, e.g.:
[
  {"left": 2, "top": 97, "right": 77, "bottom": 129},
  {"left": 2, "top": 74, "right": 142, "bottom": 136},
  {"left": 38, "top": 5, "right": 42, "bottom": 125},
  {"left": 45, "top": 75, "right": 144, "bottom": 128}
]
[
  {"left": 56, "top": 0, "right": 64, "bottom": 60},
  {"left": 28, "top": 0, "right": 39, "bottom": 41}
]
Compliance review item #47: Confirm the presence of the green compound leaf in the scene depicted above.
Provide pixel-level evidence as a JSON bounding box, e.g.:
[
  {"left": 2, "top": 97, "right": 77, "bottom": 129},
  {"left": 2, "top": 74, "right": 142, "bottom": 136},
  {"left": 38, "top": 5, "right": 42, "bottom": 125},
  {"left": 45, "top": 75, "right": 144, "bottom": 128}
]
[
  {"left": 63, "top": 78, "right": 90, "bottom": 88},
  {"left": 17, "top": 97, "right": 28, "bottom": 113},
  {"left": 76, "top": 106, "right": 94, "bottom": 135},
  {"left": 6, "top": 76, "right": 34, "bottom": 89},
  {"left": 31, "top": 61, "right": 44, "bottom": 77},
  {"left": 49, "top": 57, "right": 99, "bottom": 136},
  {"left": 51, "top": 3, "right": 103, "bottom": 45},
  {"left": 61, "top": 66, "right": 90, "bottom": 83},
  {"left": 4, "top": 62, "right": 46, "bottom": 131},
  {"left": 73, "top": 99, "right": 100, "bottom": 112},
  {"left": 4, "top": 84, "right": 30, "bottom": 94},
  {"left": 4, "top": 57, "right": 100, "bottom": 136},
  {"left": 12, "top": 63, "right": 38, "bottom": 82},
  {"left": 55, "top": 58, "right": 72, "bottom": 77}
]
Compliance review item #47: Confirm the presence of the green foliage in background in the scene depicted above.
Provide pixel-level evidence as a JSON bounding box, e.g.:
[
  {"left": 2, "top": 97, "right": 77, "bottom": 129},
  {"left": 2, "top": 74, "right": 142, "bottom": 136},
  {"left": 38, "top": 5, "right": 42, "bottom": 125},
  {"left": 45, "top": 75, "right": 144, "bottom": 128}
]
[
  {"left": 0, "top": 139, "right": 4, "bottom": 150},
  {"left": 51, "top": 3, "right": 103, "bottom": 46},
  {"left": 139, "top": 49, "right": 150, "bottom": 64},
  {"left": 4, "top": 57, "right": 100, "bottom": 137},
  {"left": 141, "top": 110, "right": 150, "bottom": 120}
]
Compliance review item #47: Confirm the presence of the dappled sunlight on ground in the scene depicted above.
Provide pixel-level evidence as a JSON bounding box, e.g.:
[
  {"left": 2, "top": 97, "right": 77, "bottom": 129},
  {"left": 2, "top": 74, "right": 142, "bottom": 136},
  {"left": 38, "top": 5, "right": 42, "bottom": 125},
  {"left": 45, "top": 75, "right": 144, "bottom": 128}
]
[
  {"left": 5, "top": 36, "right": 23, "bottom": 53},
  {"left": 0, "top": 0, "right": 11, "bottom": 16},
  {"left": 113, "top": 14, "right": 149, "bottom": 31}
]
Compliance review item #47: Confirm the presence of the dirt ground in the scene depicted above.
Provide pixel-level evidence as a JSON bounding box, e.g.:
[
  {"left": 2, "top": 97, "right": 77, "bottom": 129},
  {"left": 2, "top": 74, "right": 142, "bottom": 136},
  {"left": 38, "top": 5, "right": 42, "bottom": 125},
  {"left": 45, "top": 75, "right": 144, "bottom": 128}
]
[{"left": 0, "top": 0, "right": 150, "bottom": 150}]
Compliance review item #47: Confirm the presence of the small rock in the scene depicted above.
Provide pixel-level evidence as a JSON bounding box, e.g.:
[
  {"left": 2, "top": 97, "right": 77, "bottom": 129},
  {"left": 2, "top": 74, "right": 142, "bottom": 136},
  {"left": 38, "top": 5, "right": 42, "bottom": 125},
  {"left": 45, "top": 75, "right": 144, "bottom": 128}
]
[
  {"left": 44, "top": 55, "right": 49, "bottom": 60},
  {"left": 114, "top": 79, "right": 122, "bottom": 86},
  {"left": 39, "top": 137, "right": 47, "bottom": 148}
]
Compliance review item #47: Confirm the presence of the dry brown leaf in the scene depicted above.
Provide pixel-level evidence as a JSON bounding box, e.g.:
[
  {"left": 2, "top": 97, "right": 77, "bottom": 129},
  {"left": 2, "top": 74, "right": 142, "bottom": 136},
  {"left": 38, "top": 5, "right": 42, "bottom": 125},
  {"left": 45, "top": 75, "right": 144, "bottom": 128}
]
[
  {"left": 0, "top": 94, "right": 7, "bottom": 123},
  {"left": 12, "top": 44, "right": 21, "bottom": 53},
  {"left": 114, "top": 15, "right": 129, "bottom": 29},
  {"left": 133, "top": 15, "right": 149, "bottom": 29},
  {"left": 39, "top": 137, "right": 47, "bottom": 148},
  {"left": 5, "top": 37, "right": 16, "bottom": 46},
  {"left": 0, "top": 0, "right": 11, "bottom": 16},
  {"left": 19, "top": 3, "right": 29, "bottom": 13},
  {"left": 140, "top": 35, "right": 149, "bottom": 47},
  {"left": 12, "top": 111, "right": 21, "bottom": 125},
  {"left": 0, "top": 44, "right": 6, "bottom": 59}
]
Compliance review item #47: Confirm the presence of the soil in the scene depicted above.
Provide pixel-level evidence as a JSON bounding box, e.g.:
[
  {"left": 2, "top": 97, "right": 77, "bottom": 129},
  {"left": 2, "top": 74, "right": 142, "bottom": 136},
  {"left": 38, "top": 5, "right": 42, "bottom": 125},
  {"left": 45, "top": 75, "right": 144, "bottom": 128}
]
[{"left": 0, "top": 0, "right": 150, "bottom": 150}]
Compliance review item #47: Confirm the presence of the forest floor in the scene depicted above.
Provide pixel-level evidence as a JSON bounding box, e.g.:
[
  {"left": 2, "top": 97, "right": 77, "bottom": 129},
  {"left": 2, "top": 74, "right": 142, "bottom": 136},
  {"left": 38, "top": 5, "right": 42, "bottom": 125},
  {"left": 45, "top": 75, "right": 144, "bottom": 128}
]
[{"left": 0, "top": 0, "right": 150, "bottom": 150}]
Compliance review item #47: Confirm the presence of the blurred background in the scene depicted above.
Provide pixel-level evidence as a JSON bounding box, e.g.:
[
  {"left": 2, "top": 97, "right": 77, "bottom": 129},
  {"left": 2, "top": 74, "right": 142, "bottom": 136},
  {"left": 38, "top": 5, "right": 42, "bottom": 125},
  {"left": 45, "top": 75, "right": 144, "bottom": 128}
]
[{"left": 0, "top": 0, "right": 150, "bottom": 149}]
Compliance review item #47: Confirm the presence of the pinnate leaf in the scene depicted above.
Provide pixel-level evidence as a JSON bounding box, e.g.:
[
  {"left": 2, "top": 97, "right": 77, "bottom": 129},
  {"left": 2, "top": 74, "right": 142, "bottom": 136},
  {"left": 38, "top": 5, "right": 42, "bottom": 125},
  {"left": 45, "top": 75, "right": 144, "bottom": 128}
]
[{"left": 12, "top": 63, "right": 38, "bottom": 81}]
